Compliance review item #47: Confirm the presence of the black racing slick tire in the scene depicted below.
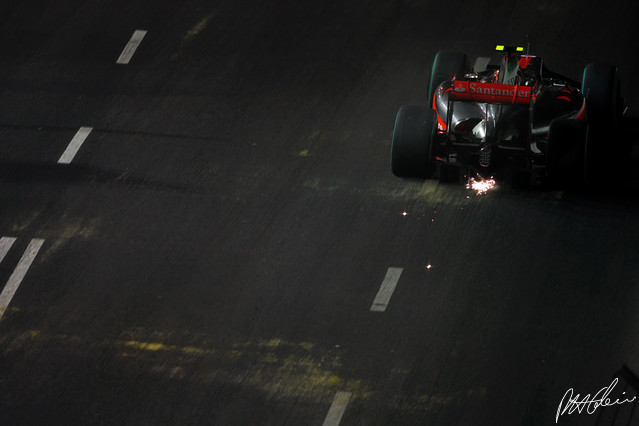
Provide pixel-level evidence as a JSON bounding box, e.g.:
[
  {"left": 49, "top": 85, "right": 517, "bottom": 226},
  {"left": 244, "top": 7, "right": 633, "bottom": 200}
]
[
  {"left": 581, "top": 64, "right": 623, "bottom": 186},
  {"left": 428, "top": 51, "right": 468, "bottom": 106},
  {"left": 391, "top": 105, "right": 435, "bottom": 178},
  {"left": 547, "top": 118, "right": 587, "bottom": 187},
  {"left": 581, "top": 63, "right": 622, "bottom": 129}
]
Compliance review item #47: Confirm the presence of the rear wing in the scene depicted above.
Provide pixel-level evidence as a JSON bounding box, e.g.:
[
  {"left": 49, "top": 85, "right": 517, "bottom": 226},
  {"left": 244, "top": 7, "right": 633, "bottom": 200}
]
[
  {"left": 449, "top": 81, "right": 532, "bottom": 105},
  {"left": 495, "top": 44, "right": 525, "bottom": 54}
]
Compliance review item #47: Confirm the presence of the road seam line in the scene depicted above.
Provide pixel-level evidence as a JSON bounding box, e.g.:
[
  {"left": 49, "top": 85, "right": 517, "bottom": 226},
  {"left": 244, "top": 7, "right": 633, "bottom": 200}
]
[
  {"left": 117, "top": 29, "right": 147, "bottom": 64},
  {"left": 370, "top": 267, "right": 403, "bottom": 312},
  {"left": 0, "top": 238, "right": 45, "bottom": 321},
  {"left": 322, "top": 391, "right": 352, "bottom": 426},
  {"left": 58, "top": 127, "right": 93, "bottom": 164}
]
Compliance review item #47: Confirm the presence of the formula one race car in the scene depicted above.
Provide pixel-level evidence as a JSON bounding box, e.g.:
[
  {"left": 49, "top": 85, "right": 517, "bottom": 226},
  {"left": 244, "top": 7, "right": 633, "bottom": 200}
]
[{"left": 391, "top": 45, "right": 626, "bottom": 187}]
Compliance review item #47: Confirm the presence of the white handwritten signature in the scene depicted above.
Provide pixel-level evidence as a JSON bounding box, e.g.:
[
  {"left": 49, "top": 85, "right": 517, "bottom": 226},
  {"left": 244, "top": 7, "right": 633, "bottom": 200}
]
[{"left": 556, "top": 378, "right": 637, "bottom": 423}]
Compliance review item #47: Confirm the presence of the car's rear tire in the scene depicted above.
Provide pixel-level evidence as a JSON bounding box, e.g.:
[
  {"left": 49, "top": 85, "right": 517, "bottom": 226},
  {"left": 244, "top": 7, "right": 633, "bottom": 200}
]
[
  {"left": 547, "top": 118, "right": 587, "bottom": 187},
  {"left": 391, "top": 105, "right": 435, "bottom": 178},
  {"left": 428, "top": 51, "right": 468, "bottom": 106},
  {"left": 581, "top": 64, "right": 623, "bottom": 186},
  {"left": 581, "top": 63, "right": 622, "bottom": 129}
]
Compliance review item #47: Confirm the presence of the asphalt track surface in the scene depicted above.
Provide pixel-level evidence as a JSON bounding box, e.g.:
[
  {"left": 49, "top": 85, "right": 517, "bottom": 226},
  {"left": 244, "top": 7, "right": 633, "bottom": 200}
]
[{"left": 1, "top": 1, "right": 639, "bottom": 425}]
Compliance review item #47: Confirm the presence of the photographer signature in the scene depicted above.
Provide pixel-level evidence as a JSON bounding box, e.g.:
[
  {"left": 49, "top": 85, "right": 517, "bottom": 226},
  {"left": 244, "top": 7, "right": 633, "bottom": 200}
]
[{"left": 556, "top": 378, "right": 637, "bottom": 423}]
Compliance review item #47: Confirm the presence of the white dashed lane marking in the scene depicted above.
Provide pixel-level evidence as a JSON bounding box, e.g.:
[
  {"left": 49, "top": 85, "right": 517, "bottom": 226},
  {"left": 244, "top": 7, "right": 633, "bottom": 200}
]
[
  {"left": 0, "top": 238, "right": 45, "bottom": 321},
  {"left": 370, "top": 267, "right": 403, "bottom": 312},
  {"left": 322, "top": 391, "right": 352, "bottom": 426},
  {"left": 58, "top": 127, "right": 92, "bottom": 164},
  {"left": 117, "top": 29, "right": 147, "bottom": 64},
  {"left": 0, "top": 237, "right": 16, "bottom": 264}
]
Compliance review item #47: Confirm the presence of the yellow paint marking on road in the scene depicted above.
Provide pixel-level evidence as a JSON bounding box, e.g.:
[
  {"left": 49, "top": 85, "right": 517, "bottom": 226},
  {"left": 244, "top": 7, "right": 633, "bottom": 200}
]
[
  {"left": 171, "top": 12, "right": 216, "bottom": 60},
  {"left": 35, "top": 216, "right": 101, "bottom": 262},
  {"left": 6, "top": 330, "right": 477, "bottom": 413},
  {"left": 184, "top": 14, "right": 215, "bottom": 41},
  {"left": 234, "top": 338, "right": 315, "bottom": 352},
  {"left": 9, "top": 210, "right": 43, "bottom": 233},
  {"left": 121, "top": 340, "right": 212, "bottom": 356},
  {"left": 299, "top": 342, "right": 315, "bottom": 351},
  {"left": 308, "top": 129, "right": 321, "bottom": 140}
]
